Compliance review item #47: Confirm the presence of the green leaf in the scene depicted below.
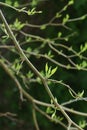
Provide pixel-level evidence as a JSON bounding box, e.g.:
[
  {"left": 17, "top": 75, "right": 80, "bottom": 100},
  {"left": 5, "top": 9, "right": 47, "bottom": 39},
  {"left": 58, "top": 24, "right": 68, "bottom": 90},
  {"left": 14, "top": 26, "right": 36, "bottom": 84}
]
[
  {"left": 65, "top": 37, "right": 69, "bottom": 41},
  {"left": 56, "top": 13, "right": 62, "bottom": 18},
  {"left": 31, "top": 0, "right": 38, "bottom": 7},
  {"left": 79, "top": 120, "right": 87, "bottom": 128},
  {"left": 40, "top": 25, "right": 46, "bottom": 30},
  {"left": 80, "top": 42, "right": 87, "bottom": 53},
  {"left": 63, "top": 14, "right": 70, "bottom": 24},
  {"left": 45, "top": 63, "right": 58, "bottom": 78},
  {"left": 26, "top": 37, "right": 32, "bottom": 42},
  {"left": 37, "top": 77, "right": 42, "bottom": 84},
  {"left": 1, "top": 24, "right": 9, "bottom": 37},
  {"left": 28, "top": 8, "right": 36, "bottom": 15},
  {"left": 51, "top": 112, "right": 56, "bottom": 119},
  {"left": 81, "top": 61, "right": 87, "bottom": 68},
  {"left": 26, "top": 47, "right": 32, "bottom": 53},
  {"left": 14, "top": 1, "right": 19, "bottom": 7},
  {"left": 68, "top": 0, "right": 74, "bottom": 5},
  {"left": 80, "top": 44, "right": 83, "bottom": 51},
  {"left": 58, "top": 32, "right": 62, "bottom": 38},
  {"left": 57, "top": 116, "right": 64, "bottom": 121},
  {"left": 46, "top": 107, "right": 54, "bottom": 114},
  {"left": 12, "top": 59, "right": 22, "bottom": 74},
  {"left": 13, "top": 19, "right": 24, "bottom": 30},
  {"left": 26, "top": 71, "right": 34, "bottom": 78},
  {"left": 63, "top": 5, "right": 68, "bottom": 11},
  {"left": 77, "top": 90, "right": 84, "bottom": 98},
  {"left": 47, "top": 51, "right": 54, "bottom": 58},
  {"left": 51, "top": 99, "right": 54, "bottom": 104},
  {"left": 45, "top": 63, "right": 48, "bottom": 73},
  {"left": 28, "top": 8, "right": 42, "bottom": 15},
  {"left": 66, "top": 64, "right": 71, "bottom": 69},
  {"left": 81, "top": 15, "right": 87, "bottom": 20},
  {"left": 49, "top": 67, "right": 58, "bottom": 77},
  {"left": 5, "top": 0, "right": 12, "bottom": 5}
]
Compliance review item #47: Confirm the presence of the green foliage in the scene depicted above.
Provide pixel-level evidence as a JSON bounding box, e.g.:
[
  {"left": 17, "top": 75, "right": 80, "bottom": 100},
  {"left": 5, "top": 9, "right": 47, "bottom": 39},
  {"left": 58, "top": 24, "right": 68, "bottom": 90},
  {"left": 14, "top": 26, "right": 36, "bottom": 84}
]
[
  {"left": 62, "top": 14, "right": 70, "bottom": 24},
  {"left": 28, "top": 8, "right": 42, "bottom": 15},
  {"left": 30, "top": 0, "right": 39, "bottom": 7},
  {"left": 5, "top": 0, "right": 12, "bottom": 5},
  {"left": 12, "top": 59, "right": 23, "bottom": 74},
  {"left": 26, "top": 71, "right": 34, "bottom": 79},
  {"left": 68, "top": 0, "right": 74, "bottom": 5},
  {"left": 13, "top": 1, "right": 19, "bottom": 7},
  {"left": 57, "top": 32, "right": 62, "bottom": 38},
  {"left": 12, "top": 19, "right": 24, "bottom": 30},
  {"left": 45, "top": 63, "right": 58, "bottom": 78},
  {"left": 69, "top": 89, "right": 84, "bottom": 99},
  {"left": 80, "top": 42, "right": 87, "bottom": 53},
  {"left": 79, "top": 120, "right": 87, "bottom": 129},
  {"left": 77, "top": 90, "right": 84, "bottom": 98},
  {"left": 40, "top": 25, "right": 46, "bottom": 30},
  {"left": 46, "top": 51, "right": 54, "bottom": 58},
  {"left": 46, "top": 98, "right": 63, "bottom": 122}
]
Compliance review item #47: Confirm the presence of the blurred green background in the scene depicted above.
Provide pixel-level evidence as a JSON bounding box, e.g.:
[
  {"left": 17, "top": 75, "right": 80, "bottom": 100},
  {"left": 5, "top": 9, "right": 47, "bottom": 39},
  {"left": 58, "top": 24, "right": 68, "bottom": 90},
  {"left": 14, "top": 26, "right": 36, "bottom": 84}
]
[{"left": 0, "top": 0, "right": 87, "bottom": 130}]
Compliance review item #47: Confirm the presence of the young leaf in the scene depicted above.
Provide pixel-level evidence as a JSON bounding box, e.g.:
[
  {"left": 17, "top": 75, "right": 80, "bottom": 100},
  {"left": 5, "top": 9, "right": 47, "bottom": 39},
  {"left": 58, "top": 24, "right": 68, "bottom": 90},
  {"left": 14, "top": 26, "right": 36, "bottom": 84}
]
[
  {"left": 13, "top": 19, "right": 24, "bottom": 30},
  {"left": 77, "top": 90, "right": 84, "bottom": 98},
  {"left": 40, "top": 25, "right": 46, "bottom": 30},
  {"left": 14, "top": 1, "right": 19, "bottom": 7},
  {"left": 46, "top": 107, "right": 54, "bottom": 114},
  {"left": 58, "top": 32, "right": 62, "bottom": 38},
  {"left": 49, "top": 67, "right": 58, "bottom": 77},
  {"left": 45, "top": 63, "right": 48, "bottom": 73},
  {"left": 26, "top": 47, "right": 32, "bottom": 53},
  {"left": 26, "top": 71, "right": 34, "bottom": 78},
  {"left": 79, "top": 120, "right": 87, "bottom": 128},
  {"left": 51, "top": 112, "right": 56, "bottom": 119},
  {"left": 68, "top": 0, "right": 74, "bottom": 5},
  {"left": 5, "top": 0, "right": 12, "bottom": 5},
  {"left": 63, "top": 14, "right": 69, "bottom": 24}
]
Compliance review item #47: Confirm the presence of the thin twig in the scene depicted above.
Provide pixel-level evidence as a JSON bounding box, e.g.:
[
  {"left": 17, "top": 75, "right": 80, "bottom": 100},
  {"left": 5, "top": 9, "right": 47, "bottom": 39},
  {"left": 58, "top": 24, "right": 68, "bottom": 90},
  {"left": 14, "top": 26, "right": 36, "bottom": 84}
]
[{"left": 33, "top": 104, "right": 40, "bottom": 130}]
